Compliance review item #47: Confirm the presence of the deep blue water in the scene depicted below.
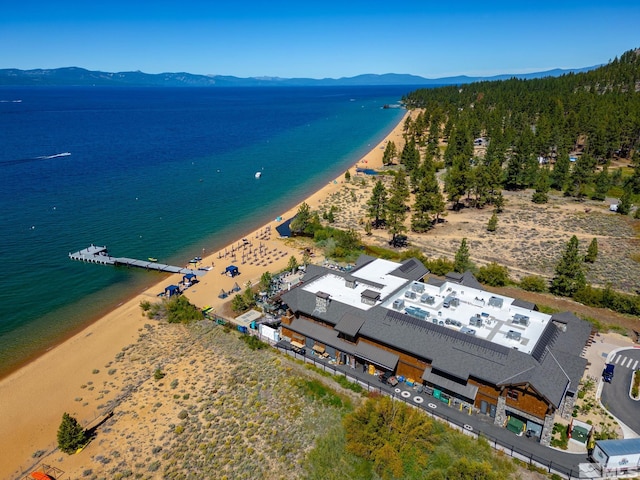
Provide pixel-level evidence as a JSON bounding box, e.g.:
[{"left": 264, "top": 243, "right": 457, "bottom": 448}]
[{"left": 0, "top": 85, "right": 409, "bottom": 376}]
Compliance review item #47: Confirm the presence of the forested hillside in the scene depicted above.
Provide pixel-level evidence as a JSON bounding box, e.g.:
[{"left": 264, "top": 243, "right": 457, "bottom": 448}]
[{"left": 400, "top": 48, "right": 640, "bottom": 207}]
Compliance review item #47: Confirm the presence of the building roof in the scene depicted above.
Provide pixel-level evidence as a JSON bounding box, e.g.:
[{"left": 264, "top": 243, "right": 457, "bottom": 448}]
[
  {"left": 422, "top": 368, "right": 479, "bottom": 401},
  {"left": 354, "top": 341, "right": 399, "bottom": 371},
  {"left": 282, "top": 255, "right": 590, "bottom": 409},
  {"left": 512, "top": 298, "right": 537, "bottom": 311},
  {"left": 334, "top": 312, "right": 366, "bottom": 337},
  {"left": 287, "top": 317, "right": 356, "bottom": 355},
  {"left": 597, "top": 437, "right": 640, "bottom": 457}
]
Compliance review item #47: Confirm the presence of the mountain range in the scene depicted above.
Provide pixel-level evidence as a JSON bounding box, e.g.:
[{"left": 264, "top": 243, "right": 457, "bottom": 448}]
[{"left": 0, "top": 66, "right": 598, "bottom": 87}]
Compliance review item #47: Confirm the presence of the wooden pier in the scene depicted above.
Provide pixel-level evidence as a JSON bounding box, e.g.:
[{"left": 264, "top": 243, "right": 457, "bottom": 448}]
[{"left": 69, "top": 245, "right": 207, "bottom": 276}]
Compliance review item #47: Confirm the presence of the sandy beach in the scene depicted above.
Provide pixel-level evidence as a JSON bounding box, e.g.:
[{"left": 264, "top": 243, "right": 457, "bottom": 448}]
[{"left": 0, "top": 112, "right": 410, "bottom": 479}]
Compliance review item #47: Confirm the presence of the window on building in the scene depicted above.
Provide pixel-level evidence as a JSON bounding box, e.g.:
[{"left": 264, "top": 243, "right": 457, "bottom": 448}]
[{"left": 506, "top": 389, "right": 519, "bottom": 400}]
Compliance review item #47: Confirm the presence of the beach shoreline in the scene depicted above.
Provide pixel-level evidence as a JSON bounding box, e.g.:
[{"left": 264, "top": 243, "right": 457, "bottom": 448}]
[{"left": 0, "top": 110, "right": 410, "bottom": 479}]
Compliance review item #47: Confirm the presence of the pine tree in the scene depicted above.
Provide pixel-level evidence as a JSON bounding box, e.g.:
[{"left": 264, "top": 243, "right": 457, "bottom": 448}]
[
  {"left": 411, "top": 168, "right": 442, "bottom": 232},
  {"left": 585, "top": 238, "right": 598, "bottom": 263},
  {"left": 565, "top": 154, "right": 597, "bottom": 199},
  {"left": 487, "top": 212, "right": 498, "bottom": 232},
  {"left": 628, "top": 151, "right": 640, "bottom": 194},
  {"left": 386, "top": 172, "right": 409, "bottom": 245},
  {"left": 617, "top": 184, "right": 633, "bottom": 215},
  {"left": 400, "top": 138, "right": 420, "bottom": 174},
  {"left": 444, "top": 155, "right": 471, "bottom": 208},
  {"left": 290, "top": 202, "right": 313, "bottom": 236},
  {"left": 531, "top": 167, "right": 550, "bottom": 204},
  {"left": 592, "top": 167, "right": 610, "bottom": 201},
  {"left": 57, "top": 412, "right": 87, "bottom": 455},
  {"left": 550, "top": 235, "right": 586, "bottom": 297},
  {"left": 550, "top": 154, "right": 570, "bottom": 191},
  {"left": 367, "top": 179, "right": 388, "bottom": 228},
  {"left": 493, "top": 192, "right": 505, "bottom": 213},
  {"left": 453, "top": 238, "right": 471, "bottom": 273},
  {"left": 382, "top": 141, "right": 397, "bottom": 166}
]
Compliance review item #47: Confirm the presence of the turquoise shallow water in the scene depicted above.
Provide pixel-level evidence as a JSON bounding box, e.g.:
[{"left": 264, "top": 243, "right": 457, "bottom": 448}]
[{"left": 0, "top": 85, "right": 409, "bottom": 377}]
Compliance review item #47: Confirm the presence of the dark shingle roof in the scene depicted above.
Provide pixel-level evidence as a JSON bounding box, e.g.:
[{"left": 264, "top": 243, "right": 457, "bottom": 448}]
[
  {"left": 283, "top": 255, "right": 591, "bottom": 409},
  {"left": 334, "top": 312, "right": 366, "bottom": 337},
  {"left": 512, "top": 298, "right": 538, "bottom": 311},
  {"left": 287, "top": 318, "right": 356, "bottom": 354},
  {"left": 354, "top": 341, "right": 399, "bottom": 370}
]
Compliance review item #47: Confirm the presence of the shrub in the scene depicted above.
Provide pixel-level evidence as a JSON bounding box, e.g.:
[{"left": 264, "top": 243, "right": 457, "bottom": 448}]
[
  {"left": 154, "top": 368, "right": 165, "bottom": 381},
  {"left": 240, "top": 334, "right": 268, "bottom": 350},
  {"left": 519, "top": 275, "right": 547, "bottom": 292},
  {"left": 476, "top": 262, "right": 510, "bottom": 287},
  {"left": 425, "top": 257, "right": 455, "bottom": 276}
]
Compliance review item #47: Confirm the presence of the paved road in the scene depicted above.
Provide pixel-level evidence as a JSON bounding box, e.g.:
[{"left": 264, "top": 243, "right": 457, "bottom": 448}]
[
  {"left": 601, "top": 347, "right": 640, "bottom": 434},
  {"left": 280, "top": 346, "right": 589, "bottom": 478}
]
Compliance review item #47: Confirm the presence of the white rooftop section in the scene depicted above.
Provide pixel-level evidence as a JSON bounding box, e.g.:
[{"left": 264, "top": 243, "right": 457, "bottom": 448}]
[
  {"left": 301, "top": 258, "right": 408, "bottom": 311},
  {"left": 380, "top": 280, "right": 551, "bottom": 355}
]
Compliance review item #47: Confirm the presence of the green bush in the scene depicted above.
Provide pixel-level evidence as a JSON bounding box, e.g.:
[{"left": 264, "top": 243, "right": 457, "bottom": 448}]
[
  {"left": 425, "top": 257, "right": 455, "bottom": 276},
  {"left": 476, "top": 262, "right": 510, "bottom": 287},
  {"left": 240, "top": 334, "right": 268, "bottom": 350},
  {"left": 519, "top": 275, "right": 547, "bottom": 292}
]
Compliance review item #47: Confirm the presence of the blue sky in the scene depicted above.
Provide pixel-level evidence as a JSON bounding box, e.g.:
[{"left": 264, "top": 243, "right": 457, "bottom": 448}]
[{"left": 2, "top": 1, "right": 638, "bottom": 79}]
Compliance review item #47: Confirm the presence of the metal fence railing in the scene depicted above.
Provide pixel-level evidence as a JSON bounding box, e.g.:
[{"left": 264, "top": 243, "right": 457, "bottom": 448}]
[{"left": 277, "top": 346, "right": 639, "bottom": 480}]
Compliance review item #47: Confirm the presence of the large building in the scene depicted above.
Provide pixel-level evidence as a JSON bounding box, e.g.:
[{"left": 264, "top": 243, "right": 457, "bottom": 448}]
[{"left": 280, "top": 255, "right": 592, "bottom": 445}]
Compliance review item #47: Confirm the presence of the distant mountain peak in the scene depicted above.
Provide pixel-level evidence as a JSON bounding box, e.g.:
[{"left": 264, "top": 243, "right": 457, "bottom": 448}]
[{"left": 0, "top": 66, "right": 598, "bottom": 87}]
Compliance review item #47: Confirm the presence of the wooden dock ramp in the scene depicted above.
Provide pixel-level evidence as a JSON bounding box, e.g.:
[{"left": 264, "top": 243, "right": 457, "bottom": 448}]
[{"left": 69, "top": 244, "right": 207, "bottom": 276}]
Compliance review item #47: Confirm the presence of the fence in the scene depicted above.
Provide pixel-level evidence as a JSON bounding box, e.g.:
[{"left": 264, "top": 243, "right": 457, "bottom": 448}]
[{"left": 277, "top": 346, "right": 640, "bottom": 480}]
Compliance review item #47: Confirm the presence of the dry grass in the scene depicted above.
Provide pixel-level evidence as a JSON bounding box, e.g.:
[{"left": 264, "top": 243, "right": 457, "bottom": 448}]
[
  {"left": 47, "top": 321, "right": 352, "bottom": 479},
  {"left": 331, "top": 178, "right": 640, "bottom": 294}
]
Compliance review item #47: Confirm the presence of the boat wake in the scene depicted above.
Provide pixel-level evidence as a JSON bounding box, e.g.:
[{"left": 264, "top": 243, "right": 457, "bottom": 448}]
[
  {"left": 36, "top": 152, "right": 71, "bottom": 160},
  {"left": 1, "top": 152, "right": 71, "bottom": 167}
]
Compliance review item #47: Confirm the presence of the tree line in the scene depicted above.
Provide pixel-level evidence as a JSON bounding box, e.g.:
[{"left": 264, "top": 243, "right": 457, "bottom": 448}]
[{"left": 395, "top": 48, "right": 640, "bottom": 214}]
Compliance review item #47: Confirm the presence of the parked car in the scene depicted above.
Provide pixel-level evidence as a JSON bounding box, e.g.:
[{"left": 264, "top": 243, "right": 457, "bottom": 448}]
[{"left": 603, "top": 363, "right": 615, "bottom": 382}]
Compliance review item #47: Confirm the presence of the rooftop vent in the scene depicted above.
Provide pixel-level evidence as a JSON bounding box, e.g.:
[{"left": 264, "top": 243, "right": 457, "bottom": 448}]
[
  {"left": 443, "top": 295, "right": 459, "bottom": 308},
  {"left": 506, "top": 330, "right": 522, "bottom": 341},
  {"left": 361, "top": 289, "right": 380, "bottom": 306},
  {"left": 488, "top": 296, "right": 504, "bottom": 308},
  {"left": 420, "top": 294, "right": 435, "bottom": 305},
  {"left": 404, "top": 290, "right": 417, "bottom": 300},
  {"left": 392, "top": 299, "right": 405, "bottom": 311}
]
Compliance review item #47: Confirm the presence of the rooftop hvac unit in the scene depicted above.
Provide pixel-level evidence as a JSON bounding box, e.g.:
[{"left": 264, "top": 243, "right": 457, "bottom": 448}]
[
  {"left": 506, "top": 330, "right": 522, "bottom": 341},
  {"left": 404, "top": 290, "right": 417, "bottom": 300},
  {"left": 469, "top": 314, "right": 483, "bottom": 327},
  {"left": 488, "top": 296, "right": 504, "bottom": 308},
  {"left": 411, "top": 282, "right": 425, "bottom": 293},
  {"left": 512, "top": 314, "right": 530, "bottom": 326},
  {"left": 420, "top": 294, "right": 435, "bottom": 305},
  {"left": 460, "top": 326, "right": 476, "bottom": 335},
  {"left": 393, "top": 299, "right": 405, "bottom": 311}
]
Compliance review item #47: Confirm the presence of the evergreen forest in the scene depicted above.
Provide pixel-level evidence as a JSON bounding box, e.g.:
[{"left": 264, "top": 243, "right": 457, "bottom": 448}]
[{"left": 398, "top": 48, "right": 640, "bottom": 210}]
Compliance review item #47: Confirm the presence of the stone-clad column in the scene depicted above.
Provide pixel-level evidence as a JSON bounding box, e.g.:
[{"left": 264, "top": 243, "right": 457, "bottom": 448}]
[
  {"left": 494, "top": 395, "right": 507, "bottom": 427},
  {"left": 540, "top": 414, "right": 555, "bottom": 446}
]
